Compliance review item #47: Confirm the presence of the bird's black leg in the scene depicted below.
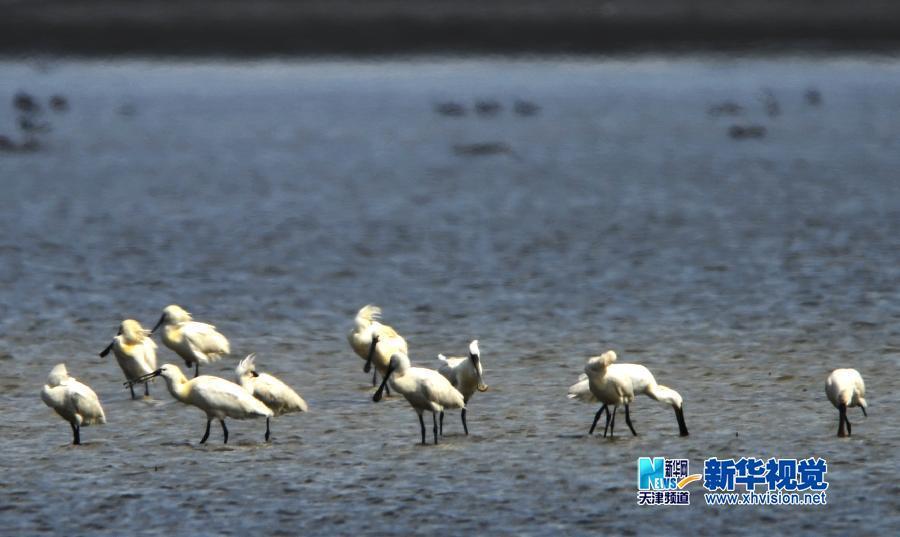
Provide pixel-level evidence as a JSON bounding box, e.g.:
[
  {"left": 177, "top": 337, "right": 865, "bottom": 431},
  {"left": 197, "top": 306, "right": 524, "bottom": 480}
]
[
  {"left": 609, "top": 406, "right": 618, "bottom": 437},
  {"left": 837, "top": 404, "right": 847, "bottom": 437},
  {"left": 590, "top": 405, "right": 608, "bottom": 435},
  {"left": 194, "top": 363, "right": 200, "bottom": 378},
  {"left": 129, "top": 383, "right": 136, "bottom": 400},
  {"left": 439, "top": 411, "right": 444, "bottom": 436},
  {"left": 372, "top": 370, "right": 378, "bottom": 387},
  {"left": 432, "top": 412, "right": 439, "bottom": 445},
  {"left": 625, "top": 404, "right": 638, "bottom": 436},
  {"left": 265, "top": 417, "right": 271, "bottom": 442},
  {"left": 418, "top": 413, "right": 426, "bottom": 445},
  {"left": 200, "top": 419, "right": 212, "bottom": 444},
  {"left": 603, "top": 406, "right": 612, "bottom": 437},
  {"left": 221, "top": 420, "right": 229, "bottom": 444},
  {"left": 385, "top": 382, "right": 391, "bottom": 397},
  {"left": 145, "top": 382, "right": 150, "bottom": 397},
  {"left": 71, "top": 422, "right": 80, "bottom": 445},
  {"left": 461, "top": 408, "right": 469, "bottom": 435}
]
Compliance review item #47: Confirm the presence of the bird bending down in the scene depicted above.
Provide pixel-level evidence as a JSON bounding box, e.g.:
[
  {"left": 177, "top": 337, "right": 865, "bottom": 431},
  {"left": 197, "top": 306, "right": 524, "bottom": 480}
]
[
  {"left": 825, "top": 368, "right": 867, "bottom": 437},
  {"left": 131, "top": 364, "right": 272, "bottom": 444},
  {"left": 436, "top": 339, "right": 489, "bottom": 435},
  {"left": 568, "top": 361, "right": 688, "bottom": 437},
  {"left": 373, "top": 353, "right": 465, "bottom": 445},
  {"left": 41, "top": 364, "right": 106, "bottom": 445},
  {"left": 235, "top": 354, "right": 308, "bottom": 441},
  {"left": 100, "top": 319, "right": 158, "bottom": 398},
  {"left": 151, "top": 305, "right": 230, "bottom": 378},
  {"left": 348, "top": 304, "right": 408, "bottom": 392}
]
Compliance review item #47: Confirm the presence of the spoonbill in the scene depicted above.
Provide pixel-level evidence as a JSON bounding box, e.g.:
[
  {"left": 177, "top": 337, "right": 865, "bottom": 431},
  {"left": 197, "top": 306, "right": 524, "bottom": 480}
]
[
  {"left": 373, "top": 353, "right": 465, "bottom": 445},
  {"left": 568, "top": 361, "right": 689, "bottom": 437},
  {"left": 570, "top": 351, "right": 636, "bottom": 438},
  {"left": 235, "top": 354, "right": 308, "bottom": 441},
  {"left": 130, "top": 364, "right": 272, "bottom": 444},
  {"left": 825, "top": 368, "right": 867, "bottom": 437},
  {"left": 436, "top": 339, "right": 489, "bottom": 435},
  {"left": 348, "top": 304, "right": 408, "bottom": 390},
  {"left": 100, "top": 319, "right": 158, "bottom": 398},
  {"left": 151, "top": 305, "right": 230, "bottom": 378},
  {"left": 41, "top": 364, "right": 106, "bottom": 445}
]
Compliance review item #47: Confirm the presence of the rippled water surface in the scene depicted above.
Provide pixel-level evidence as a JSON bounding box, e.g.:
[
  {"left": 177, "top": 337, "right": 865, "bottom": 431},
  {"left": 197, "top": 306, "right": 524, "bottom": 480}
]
[{"left": 1, "top": 56, "right": 899, "bottom": 535}]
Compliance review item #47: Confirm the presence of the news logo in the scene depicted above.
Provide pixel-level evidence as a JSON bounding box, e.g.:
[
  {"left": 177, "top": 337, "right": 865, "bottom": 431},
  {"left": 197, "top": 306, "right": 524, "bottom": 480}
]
[{"left": 636, "top": 457, "right": 702, "bottom": 506}]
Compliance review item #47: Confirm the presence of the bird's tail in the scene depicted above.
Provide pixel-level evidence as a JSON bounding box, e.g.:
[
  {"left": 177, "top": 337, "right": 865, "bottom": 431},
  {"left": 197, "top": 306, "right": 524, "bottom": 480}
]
[{"left": 356, "top": 304, "right": 382, "bottom": 324}]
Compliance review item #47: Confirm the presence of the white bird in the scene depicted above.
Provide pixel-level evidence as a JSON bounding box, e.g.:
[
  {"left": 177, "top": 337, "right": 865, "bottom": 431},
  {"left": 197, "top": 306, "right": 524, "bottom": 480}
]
[
  {"left": 436, "top": 339, "right": 489, "bottom": 435},
  {"left": 568, "top": 361, "right": 689, "bottom": 437},
  {"left": 569, "top": 351, "right": 636, "bottom": 438},
  {"left": 235, "top": 354, "right": 308, "bottom": 441},
  {"left": 131, "top": 363, "right": 272, "bottom": 444},
  {"left": 373, "top": 353, "right": 465, "bottom": 445},
  {"left": 825, "top": 368, "right": 867, "bottom": 437},
  {"left": 348, "top": 304, "right": 408, "bottom": 391},
  {"left": 100, "top": 319, "right": 158, "bottom": 398},
  {"left": 41, "top": 364, "right": 106, "bottom": 445},
  {"left": 151, "top": 305, "right": 230, "bottom": 378}
]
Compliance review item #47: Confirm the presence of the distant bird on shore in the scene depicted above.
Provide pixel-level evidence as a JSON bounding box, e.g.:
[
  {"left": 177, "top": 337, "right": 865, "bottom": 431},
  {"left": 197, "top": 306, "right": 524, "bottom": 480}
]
[
  {"left": 513, "top": 100, "right": 540, "bottom": 117},
  {"left": 235, "top": 354, "right": 307, "bottom": 441},
  {"left": 41, "top": 364, "right": 106, "bottom": 445},
  {"left": 568, "top": 361, "right": 688, "bottom": 437},
  {"left": 100, "top": 319, "right": 158, "bottom": 399},
  {"left": 825, "top": 368, "right": 867, "bottom": 437},
  {"left": 436, "top": 340, "right": 488, "bottom": 435},
  {"left": 49, "top": 95, "right": 68, "bottom": 112},
  {"left": 131, "top": 364, "right": 272, "bottom": 444},
  {"left": 348, "top": 305, "right": 408, "bottom": 391},
  {"left": 14, "top": 91, "right": 39, "bottom": 113},
  {"left": 434, "top": 101, "right": 466, "bottom": 117},
  {"left": 373, "top": 353, "right": 465, "bottom": 445},
  {"left": 475, "top": 99, "right": 502, "bottom": 117},
  {"left": 151, "top": 305, "right": 230, "bottom": 378}
]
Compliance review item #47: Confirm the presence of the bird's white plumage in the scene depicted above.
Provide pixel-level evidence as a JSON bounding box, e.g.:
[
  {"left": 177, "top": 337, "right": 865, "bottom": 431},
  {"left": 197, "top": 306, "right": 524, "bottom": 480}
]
[
  {"left": 110, "top": 319, "right": 158, "bottom": 382},
  {"left": 348, "top": 304, "right": 408, "bottom": 375},
  {"left": 826, "top": 368, "right": 867, "bottom": 410},
  {"left": 568, "top": 363, "right": 683, "bottom": 409},
  {"left": 581, "top": 351, "right": 634, "bottom": 407},
  {"left": 387, "top": 353, "right": 465, "bottom": 415},
  {"left": 436, "top": 339, "right": 488, "bottom": 401},
  {"left": 156, "top": 305, "right": 230, "bottom": 368},
  {"left": 157, "top": 364, "right": 272, "bottom": 420},
  {"left": 235, "top": 354, "right": 308, "bottom": 415},
  {"left": 41, "top": 364, "right": 106, "bottom": 428}
]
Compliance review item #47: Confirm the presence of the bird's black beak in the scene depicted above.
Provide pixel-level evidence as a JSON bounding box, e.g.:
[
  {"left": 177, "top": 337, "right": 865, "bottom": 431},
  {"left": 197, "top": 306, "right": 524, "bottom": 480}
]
[
  {"left": 251, "top": 371, "right": 260, "bottom": 377},
  {"left": 675, "top": 405, "right": 689, "bottom": 436},
  {"left": 99, "top": 341, "right": 114, "bottom": 357},
  {"left": 150, "top": 314, "right": 165, "bottom": 334},
  {"left": 373, "top": 365, "right": 394, "bottom": 402},
  {"left": 126, "top": 369, "right": 161, "bottom": 388},
  {"left": 861, "top": 406, "right": 868, "bottom": 417},
  {"left": 363, "top": 334, "right": 379, "bottom": 373}
]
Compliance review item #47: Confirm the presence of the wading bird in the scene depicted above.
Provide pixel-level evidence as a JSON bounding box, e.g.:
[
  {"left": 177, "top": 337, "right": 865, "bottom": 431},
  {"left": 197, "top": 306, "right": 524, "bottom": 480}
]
[
  {"left": 41, "top": 364, "right": 106, "bottom": 445},
  {"left": 436, "top": 339, "right": 488, "bottom": 435},
  {"left": 100, "top": 319, "right": 158, "bottom": 398},
  {"left": 235, "top": 354, "right": 308, "bottom": 441},
  {"left": 568, "top": 361, "right": 688, "bottom": 437},
  {"left": 570, "top": 351, "right": 636, "bottom": 438},
  {"left": 373, "top": 353, "right": 464, "bottom": 445},
  {"left": 348, "top": 305, "right": 408, "bottom": 391},
  {"left": 130, "top": 364, "right": 272, "bottom": 444},
  {"left": 151, "top": 305, "right": 230, "bottom": 378},
  {"left": 825, "top": 368, "right": 867, "bottom": 437}
]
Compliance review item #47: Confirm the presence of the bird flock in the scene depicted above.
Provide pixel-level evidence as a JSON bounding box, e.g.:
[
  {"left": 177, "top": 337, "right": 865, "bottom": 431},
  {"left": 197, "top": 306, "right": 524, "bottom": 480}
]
[{"left": 41, "top": 304, "right": 868, "bottom": 445}]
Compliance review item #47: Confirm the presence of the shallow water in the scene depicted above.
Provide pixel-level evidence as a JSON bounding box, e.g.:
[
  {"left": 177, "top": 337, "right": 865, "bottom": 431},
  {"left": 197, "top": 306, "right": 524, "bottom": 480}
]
[{"left": 1, "top": 56, "right": 899, "bottom": 535}]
